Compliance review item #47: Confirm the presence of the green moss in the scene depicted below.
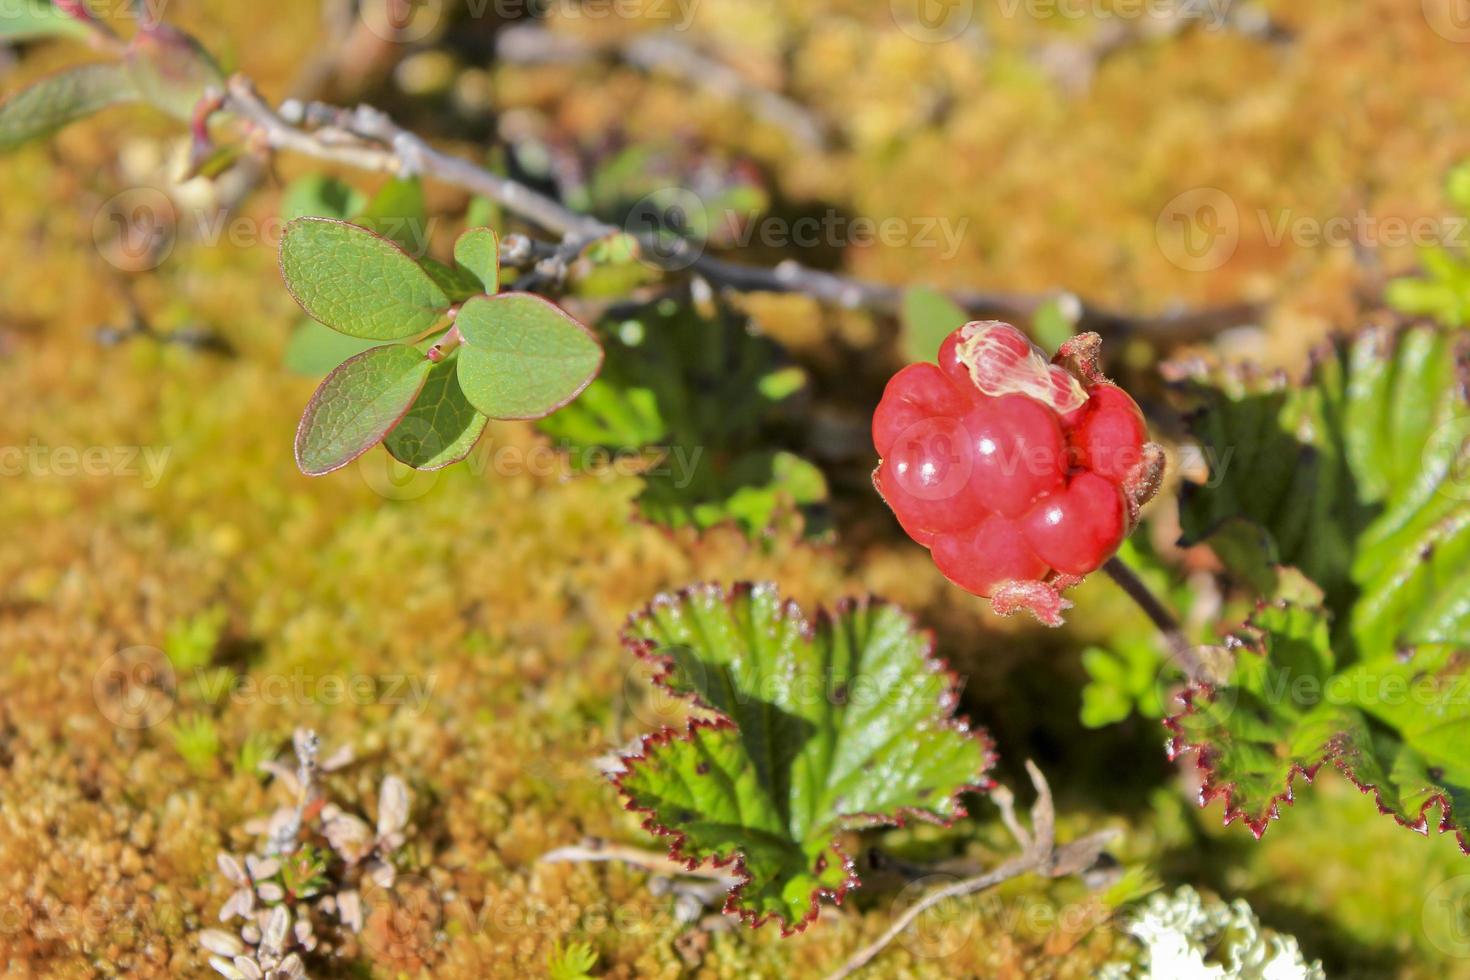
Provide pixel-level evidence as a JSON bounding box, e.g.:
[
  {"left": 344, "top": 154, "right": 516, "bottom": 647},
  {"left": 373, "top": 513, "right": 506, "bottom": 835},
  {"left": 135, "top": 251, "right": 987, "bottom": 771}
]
[{"left": 2, "top": 1, "right": 1470, "bottom": 976}]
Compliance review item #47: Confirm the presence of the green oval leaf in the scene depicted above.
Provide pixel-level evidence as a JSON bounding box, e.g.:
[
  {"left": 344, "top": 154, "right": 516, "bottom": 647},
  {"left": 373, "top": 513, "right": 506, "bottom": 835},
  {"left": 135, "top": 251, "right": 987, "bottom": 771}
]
[
  {"left": 455, "top": 293, "right": 603, "bottom": 419},
  {"left": 1, "top": 0, "right": 92, "bottom": 41},
  {"left": 615, "top": 583, "right": 994, "bottom": 933},
  {"left": 294, "top": 344, "right": 433, "bottom": 476},
  {"left": 383, "top": 354, "right": 489, "bottom": 470},
  {"left": 0, "top": 64, "right": 139, "bottom": 152},
  {"left": 279, "top": 218, "right": 450, "bottom": 340},
  {"left": 453, "top": 227, "right": 499, "bottom": 294}
]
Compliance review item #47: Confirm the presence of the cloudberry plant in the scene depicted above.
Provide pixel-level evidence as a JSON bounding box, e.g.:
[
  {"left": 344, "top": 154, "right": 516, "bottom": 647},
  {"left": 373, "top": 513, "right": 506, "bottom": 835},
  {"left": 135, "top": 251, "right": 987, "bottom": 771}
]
[{"left": 873, "top": 321, "right": 1163, "bottom": 624}]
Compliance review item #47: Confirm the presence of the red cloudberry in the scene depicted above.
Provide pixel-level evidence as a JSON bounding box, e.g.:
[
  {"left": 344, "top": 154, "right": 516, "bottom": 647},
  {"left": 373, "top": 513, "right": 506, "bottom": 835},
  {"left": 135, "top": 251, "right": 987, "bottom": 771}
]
[{"left": 873, "top": 321, "right": 1163, "bottom": 625}]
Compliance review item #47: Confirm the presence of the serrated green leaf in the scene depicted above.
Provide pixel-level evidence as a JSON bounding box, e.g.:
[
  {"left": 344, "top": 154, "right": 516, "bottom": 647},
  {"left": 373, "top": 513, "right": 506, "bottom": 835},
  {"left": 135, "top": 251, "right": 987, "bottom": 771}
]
[
  {"left": 0, "top": 63, "right": 138, "bottom": 151},
  {"left": 616, "top": 584, "right": 993, "bottom": 932},
  {"left": 900, "top": 286, "right": 968, "bottom": 363},
  {"left": 383, "top": 353, "right": 488, "bottom": 470},
  {"left": 280, "top": 218, "right": 449, "bottom": 340},
  {"left": 1169, "top": 324, "right": 1470, "bottom": 849},
  {"left": 1176, "top": 325, "right": 1470, "bottom": 658},
  {"left": 283, "top": 319, "right": 381, "bottom": 376},
  {"left": 0, "top": 0, "right": 92, "bottom": 41},
  {"left": 294, "top": 344, "right": 432, "bottom": 476},
  {"left": 1167, "top": 591, "right": 1470, "bottom": 852},
  {"left": 1167, "top": 597, "right": 1344, "bottom": 834},
  {"left": 280, "top": 175, "right": 365, "bottom": 222},
  {"left": 455, "top": 293, "right": 602, "bottom": 419},
  {"left": 454, "top": 227, "right": 499, "bottom": 294}
]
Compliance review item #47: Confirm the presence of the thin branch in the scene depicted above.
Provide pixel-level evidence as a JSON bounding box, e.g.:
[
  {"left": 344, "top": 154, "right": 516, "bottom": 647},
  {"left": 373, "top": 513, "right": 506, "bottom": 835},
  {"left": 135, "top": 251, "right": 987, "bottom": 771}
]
[
  {"left": 539, "top": 838, "right": 738, "bottom": 884},
  {"left": 1102, "top": 556, "right": 1206, "bottom": 683},
  {"left": 826, "top": 761, "right": 1105, "bottom": 980},
  {"left": 828, "top": 855, "right": 1037, "bottom": 980},
  {"left": 218, "top": 75, "right": 1258, "bottom": 340}
]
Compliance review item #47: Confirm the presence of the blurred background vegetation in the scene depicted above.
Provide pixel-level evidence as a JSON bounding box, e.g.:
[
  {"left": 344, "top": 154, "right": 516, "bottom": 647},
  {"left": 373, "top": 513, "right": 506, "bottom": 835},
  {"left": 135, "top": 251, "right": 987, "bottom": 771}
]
[{"left": 4, "top": 0, "right": 1470, "bottom": 976}]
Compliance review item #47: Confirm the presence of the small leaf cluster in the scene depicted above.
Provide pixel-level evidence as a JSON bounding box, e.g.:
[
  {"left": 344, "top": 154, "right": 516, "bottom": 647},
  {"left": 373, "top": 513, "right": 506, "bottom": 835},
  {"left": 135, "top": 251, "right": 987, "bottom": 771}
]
[{"left": 281, "top": 216, "right": 602, "bottom": 476}]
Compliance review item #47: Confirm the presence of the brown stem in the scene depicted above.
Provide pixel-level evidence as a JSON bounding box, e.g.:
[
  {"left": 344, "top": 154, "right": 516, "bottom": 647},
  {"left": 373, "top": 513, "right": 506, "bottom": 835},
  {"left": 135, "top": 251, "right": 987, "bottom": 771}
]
[
  {"left": 218, "top": 75, "right": 1258, "bottom": 341},
  {"left": 1102, "top": 556, "right": 1205, "bottom": 682}
]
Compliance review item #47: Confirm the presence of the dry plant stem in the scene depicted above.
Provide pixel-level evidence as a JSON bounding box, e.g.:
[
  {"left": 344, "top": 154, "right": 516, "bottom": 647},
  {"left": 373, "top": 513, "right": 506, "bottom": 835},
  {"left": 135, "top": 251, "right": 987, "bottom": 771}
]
[
  {"left": 825, "top": 761, "right": 1058, "bottom": 980},
  {"left": 539, "top": 838, "right": 738, "bottom": 884},
  {"left": 1102, "top": 556, "right": 1205, "bottom": 683},
  {"left": 266, "top": 729, "right": 321, "bottom": 856},
  {"left": 218, "top": 75, "right": 1256, "bottom": 341}
]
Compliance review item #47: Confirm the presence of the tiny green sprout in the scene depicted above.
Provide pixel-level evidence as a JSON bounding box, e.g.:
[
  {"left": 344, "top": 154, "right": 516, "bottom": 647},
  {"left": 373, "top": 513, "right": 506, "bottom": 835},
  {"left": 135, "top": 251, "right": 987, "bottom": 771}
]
[
  {"left": 235, "top": 731, "right": 278, "bottom": 777},
  {"left": 168, "top": 713, "right": 221, "bottom": 774},
  {"left": 278, "top": 845, "right": 330, "bottom": 901},
  {"left": 164, "top": 605, "right": 227, "bottom": 672},
  {"left": 547, "top": 940, "right": 599, "bottom": 980}
]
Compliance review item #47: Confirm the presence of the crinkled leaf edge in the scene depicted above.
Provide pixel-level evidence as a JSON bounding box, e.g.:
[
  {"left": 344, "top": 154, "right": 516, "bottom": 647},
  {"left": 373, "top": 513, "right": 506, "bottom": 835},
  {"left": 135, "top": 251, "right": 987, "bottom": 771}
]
[
  {"left": 611, "top": 581, "right": 997, "bottom": 935},
  {"left": 1163, "top": 594, "right": 1470, "bottom": 854}
]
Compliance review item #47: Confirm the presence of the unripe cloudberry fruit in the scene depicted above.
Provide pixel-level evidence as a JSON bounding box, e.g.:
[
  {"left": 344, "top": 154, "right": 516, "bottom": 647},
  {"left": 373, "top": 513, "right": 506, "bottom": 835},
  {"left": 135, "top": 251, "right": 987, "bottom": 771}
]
[{"left": 873, "top": 321, "right": 1164, "bottom": 625}]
